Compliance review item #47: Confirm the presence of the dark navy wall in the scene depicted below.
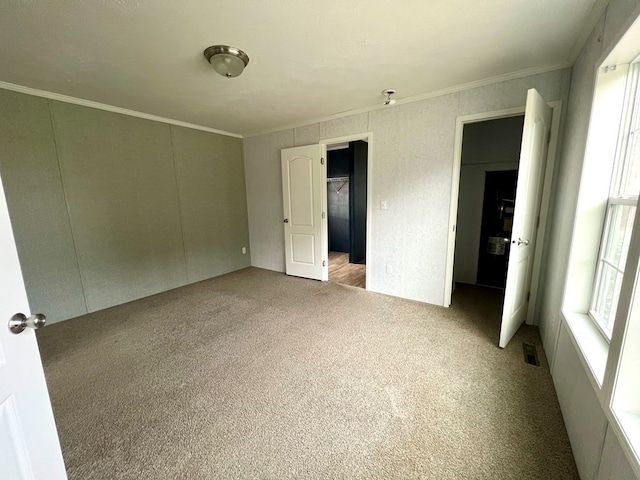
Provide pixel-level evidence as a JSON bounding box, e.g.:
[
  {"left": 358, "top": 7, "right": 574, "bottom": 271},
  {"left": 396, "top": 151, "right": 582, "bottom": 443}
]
[
  {"left": 327, "top": 148, "right": 350, "bottom": 253},
  {"left": 327, "top": 142, "right": 368, "bottom": 261}
]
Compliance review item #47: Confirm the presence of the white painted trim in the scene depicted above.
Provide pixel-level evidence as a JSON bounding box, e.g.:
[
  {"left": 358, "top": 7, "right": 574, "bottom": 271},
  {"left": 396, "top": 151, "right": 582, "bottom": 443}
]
[
  {"left": 245, "top": 63, "right": 570, "bottom": 138},
  {"left": 320, "top": 143, "right": 329, "bottom": 281},
  {"left": 567, "top": 0, "right": 609, "bottom": 64},
  {"left": 526, "top": 101, "right": 563, "bottom": 326},
  {"left": 444, "top": 120, "right": 465, "bottom": 307},
  {"left": 443, "top": 106, "right": 526, "bottom": 307},
  {"left": 2, "top": 63, "right": 569, "bottom": 141},
  {"left": 603, "top": 204, "right": 640, "bottom": 405},
  {"left": 600, "top": 201, "right": 640, "bottom": 479},
  {"left": 326, "top": 142, "right": 350, "bottom": 151},
  {"left": 607, "top": 410, "right": 640, "bottom": 480},
  {"left": 319, "top": 133, "right": 373, "bottom": 291},
  {"left": 0, "top": 81, "right": 242, "bottom": 139},
  {"left": 561, "top": 311, "right": 608, "bottom": 393},
  {"left": 319, "top": 133, "right": 372, "bottom": 146}
]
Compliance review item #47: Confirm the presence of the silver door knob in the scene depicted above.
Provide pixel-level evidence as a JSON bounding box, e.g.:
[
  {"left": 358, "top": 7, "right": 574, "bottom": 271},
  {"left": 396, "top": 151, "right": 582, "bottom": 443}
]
[
  {"left": 513, "top": 238, "right": 530, "bottom": 246},
  {"left": 8, "top": 313, "right": 46, "bottom": 334}
]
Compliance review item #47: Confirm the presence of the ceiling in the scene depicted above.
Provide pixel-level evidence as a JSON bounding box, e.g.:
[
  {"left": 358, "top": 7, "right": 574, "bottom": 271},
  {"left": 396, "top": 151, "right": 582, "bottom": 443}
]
[{"left": 0, "top": 0, "right": 600, "bottom": 137}]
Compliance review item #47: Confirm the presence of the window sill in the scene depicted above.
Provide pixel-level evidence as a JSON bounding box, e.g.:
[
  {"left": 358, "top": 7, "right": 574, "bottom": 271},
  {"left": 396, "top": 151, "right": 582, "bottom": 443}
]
[
  {"left": 560, "top": 311, "right": 609, "bottom": 389},
  {"left": 610, "top": 409, "right": 640, "bottom": 477}
]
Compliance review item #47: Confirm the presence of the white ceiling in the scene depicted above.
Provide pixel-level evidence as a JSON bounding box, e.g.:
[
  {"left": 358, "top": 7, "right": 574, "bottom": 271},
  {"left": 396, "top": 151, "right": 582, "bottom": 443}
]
[{"left": 0, "top": 0, "right": 600, "bottom": 137}]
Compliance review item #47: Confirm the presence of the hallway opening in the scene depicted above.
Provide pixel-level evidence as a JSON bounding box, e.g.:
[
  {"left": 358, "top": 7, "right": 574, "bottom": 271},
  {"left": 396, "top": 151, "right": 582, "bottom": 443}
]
[{"left": 326, "top": 139, "right": 368, "bottom": 288}]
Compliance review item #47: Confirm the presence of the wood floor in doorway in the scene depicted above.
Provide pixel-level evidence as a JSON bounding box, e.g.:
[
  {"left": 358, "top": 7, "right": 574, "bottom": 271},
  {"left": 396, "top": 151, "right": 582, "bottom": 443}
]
[{"left": 329, "top": 251, "right": 366, "bottom": 288}]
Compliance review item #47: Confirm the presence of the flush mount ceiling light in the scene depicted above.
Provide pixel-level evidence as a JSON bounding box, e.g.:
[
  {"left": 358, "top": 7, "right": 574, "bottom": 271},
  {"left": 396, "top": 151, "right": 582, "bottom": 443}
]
[
  {"left": 382, "top": 89, "right": 397, "bottom": 106},
  {"left": 203, "top": 45, "right": 250, "bottom": 78}
]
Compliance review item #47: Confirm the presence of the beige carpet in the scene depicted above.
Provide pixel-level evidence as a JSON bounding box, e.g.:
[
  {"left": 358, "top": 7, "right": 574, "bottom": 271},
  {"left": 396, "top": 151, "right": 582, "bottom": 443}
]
[{"left": 37, "top": 267, "right": 578, "bottom": 479}]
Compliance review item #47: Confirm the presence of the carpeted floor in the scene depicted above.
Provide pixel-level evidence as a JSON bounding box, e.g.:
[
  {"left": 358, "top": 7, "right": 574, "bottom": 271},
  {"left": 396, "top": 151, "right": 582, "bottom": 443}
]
[{"left": 37, "top": 267, "right": 578, "bottom": 479}]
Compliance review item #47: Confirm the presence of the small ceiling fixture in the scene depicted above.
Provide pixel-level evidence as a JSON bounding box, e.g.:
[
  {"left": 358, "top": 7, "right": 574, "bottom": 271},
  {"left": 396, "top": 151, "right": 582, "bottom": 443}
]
[
  {"left": 382, "top": 89, "right": 396, "bottom": 106},
  {"left": 204, "top": 45, "right": 250, "bottom": 78}
]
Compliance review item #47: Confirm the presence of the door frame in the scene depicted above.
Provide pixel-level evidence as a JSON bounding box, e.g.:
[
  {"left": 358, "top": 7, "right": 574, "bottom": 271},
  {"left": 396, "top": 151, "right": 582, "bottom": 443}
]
[
  {"left": 444, "top": 101, "right": 562, "bottom": 326},
  {"left": 319, "top": 132, "right": 373, "bottom": 290}
]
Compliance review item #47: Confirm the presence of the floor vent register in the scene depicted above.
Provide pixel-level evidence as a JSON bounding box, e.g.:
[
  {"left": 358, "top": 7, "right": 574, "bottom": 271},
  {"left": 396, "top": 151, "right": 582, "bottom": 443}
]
[{"left": 522, "top": 343, "right": 540, "bottom": 367}]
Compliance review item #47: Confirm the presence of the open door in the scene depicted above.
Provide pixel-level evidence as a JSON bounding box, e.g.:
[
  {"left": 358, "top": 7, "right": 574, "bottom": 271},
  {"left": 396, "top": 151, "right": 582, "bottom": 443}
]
[
  {"left": 0, "top": 172, "right": 67, "bottom": 478},
  {"left": 499, "top": 89, "right": 553, "bottom": 348},
  {"left": 281, "top": 144, "right": 328, "bottom": 281}
]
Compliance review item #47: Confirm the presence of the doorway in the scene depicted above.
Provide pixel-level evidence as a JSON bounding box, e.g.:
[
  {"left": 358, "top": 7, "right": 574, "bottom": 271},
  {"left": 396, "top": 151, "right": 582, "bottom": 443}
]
[
  {"left": 453, "top": 116, "right": 524, "bottom": 293},
  {"left": 326, "top": 140, "right": 368, "bottom": 289},
  {"left": 280, "top": 133, "right": 372, "bottom": 284},
  {"left": 446, "top": 90, "right": 560, "bottom": 348}
]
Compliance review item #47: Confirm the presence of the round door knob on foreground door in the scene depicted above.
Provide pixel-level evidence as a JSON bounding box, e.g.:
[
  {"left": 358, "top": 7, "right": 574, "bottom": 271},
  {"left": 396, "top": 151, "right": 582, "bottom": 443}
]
[
  {"left": 8, "top": 313, "right": 46, "bottom": 334},
  {"left": 514, "top": 238, "right": 530, "bottom": 246}
]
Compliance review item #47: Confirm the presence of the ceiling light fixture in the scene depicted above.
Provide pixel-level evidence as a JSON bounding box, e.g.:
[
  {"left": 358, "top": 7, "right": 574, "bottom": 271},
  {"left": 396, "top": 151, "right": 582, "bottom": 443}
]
[
  {"left": 204, "top": 45, "right": 250, "bottom": 78},
  {"left": 382, "top": 89, "right": 396, "bottom": 106}
]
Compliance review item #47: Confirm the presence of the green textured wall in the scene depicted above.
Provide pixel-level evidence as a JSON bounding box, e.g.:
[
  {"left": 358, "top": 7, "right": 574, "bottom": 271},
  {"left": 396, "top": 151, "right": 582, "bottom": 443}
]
[
  {"left": 171, "top": 126, "right": 250, "bottom": 283},
  {"left": 0, "top": 89, "right": 250, "bottom": 324},
  {"left": 0, "top": 90, "right": 87, "bottom": 321}
]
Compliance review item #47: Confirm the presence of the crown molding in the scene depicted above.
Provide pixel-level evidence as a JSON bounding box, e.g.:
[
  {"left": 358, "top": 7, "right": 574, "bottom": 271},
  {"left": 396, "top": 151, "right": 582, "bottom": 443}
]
[
  {"left": 0, "top": 81, "right": 243, "bottom": 139},
  {"left": 243, "top": 63, "right": 570, "bottom": 138},
  {"left": 0, "top": 61, "right": 570, "bottom": 141}
]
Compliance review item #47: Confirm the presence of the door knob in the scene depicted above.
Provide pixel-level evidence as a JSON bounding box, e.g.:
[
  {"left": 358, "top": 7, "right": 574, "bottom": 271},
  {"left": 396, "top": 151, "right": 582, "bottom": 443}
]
[
  {"left": 8, "top": 313, "right": 46, "bottom": 334},
  {"left": 513, "top": 238, "right": 530, "bottom": 246}
]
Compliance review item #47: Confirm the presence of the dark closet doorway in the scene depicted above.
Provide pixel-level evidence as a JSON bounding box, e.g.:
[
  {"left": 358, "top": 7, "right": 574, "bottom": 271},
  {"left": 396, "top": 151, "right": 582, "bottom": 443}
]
[
  {"left": 327, "top": 140, "right": 368, "bottom": 288},
  {"left": 452, "top": 115, "right": 524, "bottom": 298},
  {"left": 477, "top": 170, "right": 518, "bottom": 288}
]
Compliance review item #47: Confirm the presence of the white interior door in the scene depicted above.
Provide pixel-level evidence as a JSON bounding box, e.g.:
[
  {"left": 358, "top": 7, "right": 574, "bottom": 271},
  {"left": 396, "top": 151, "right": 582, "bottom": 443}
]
[
  {"left": 281, "top": 144, "right": 328, "bottom": 281},
  {"left": 499, "top": 89, "right": 553, "bottom": 348},
  {"left": 0, "top": 173, "right": 67, "bottom": 479}
]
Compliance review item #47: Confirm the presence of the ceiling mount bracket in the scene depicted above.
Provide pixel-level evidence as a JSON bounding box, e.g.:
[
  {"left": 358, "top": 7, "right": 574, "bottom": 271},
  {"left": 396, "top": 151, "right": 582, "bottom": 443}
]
[{"left": 382, "top": 89, "right": 397, "bottom": 106}]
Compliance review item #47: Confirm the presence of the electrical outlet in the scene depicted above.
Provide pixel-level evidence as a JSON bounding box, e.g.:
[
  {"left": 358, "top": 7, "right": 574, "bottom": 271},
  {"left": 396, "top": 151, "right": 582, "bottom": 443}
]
[
  {"left": 386, "top": 264, "right": 393, "bottom": 274},
  {"left": 242, "top": 247, "right": 247, "bottom": 254}
]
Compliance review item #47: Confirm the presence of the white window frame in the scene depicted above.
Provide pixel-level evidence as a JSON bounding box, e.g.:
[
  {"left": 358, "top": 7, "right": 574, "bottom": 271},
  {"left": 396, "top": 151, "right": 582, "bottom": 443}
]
[
  {"left": 588, "top": 62, "right": 640, "bottom": 341},
  {"left": 589, "top": 197, "right": 637, "bottom": 338}
]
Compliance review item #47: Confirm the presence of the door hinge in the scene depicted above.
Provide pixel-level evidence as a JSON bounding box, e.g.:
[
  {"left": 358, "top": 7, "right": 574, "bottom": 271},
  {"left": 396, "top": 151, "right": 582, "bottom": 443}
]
[
  {"left": 536, "top": 216, "right": 540, "bottom": 229},
  {"left": 323, "top": 260, "right": 326, "bottom": 267},
  {"left": 321, "top": 157, "right": 325, "bottom": 165},
  {"left": 527, "top": 291, "right": 530, "bottom": 302},
  {"left": 322, "top": 211, "right": 326, "bottom": 219},
  {"left": 547, "top": 130, "right": 552, "bottom": 144}
]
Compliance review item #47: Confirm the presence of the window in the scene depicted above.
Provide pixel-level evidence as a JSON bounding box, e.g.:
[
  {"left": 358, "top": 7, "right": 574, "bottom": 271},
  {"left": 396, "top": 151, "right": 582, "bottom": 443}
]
[
  {"left": 562, "top": 14, "right": 640, "bottom": 475},
  {"left": 589, "top": 63, "right": 640, "bottom": 339}
]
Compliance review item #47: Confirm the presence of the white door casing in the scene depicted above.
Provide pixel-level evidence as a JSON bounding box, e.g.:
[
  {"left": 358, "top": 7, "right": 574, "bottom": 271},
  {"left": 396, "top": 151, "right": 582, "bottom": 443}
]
[
  {"left": 444, "top": 106, "right": 526, "bottom": 308},
  {"left": 319, "top": 133, "right": 373, "bottom": 290},
  {"left": 0, "top": 172, "right": 67, "bottom": 478},
  {"left": 281, "top": 145, "right": 328, "bottom": 281},
  {"left": 499, "top": 88, "right": 553, "bottom": 348}
]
